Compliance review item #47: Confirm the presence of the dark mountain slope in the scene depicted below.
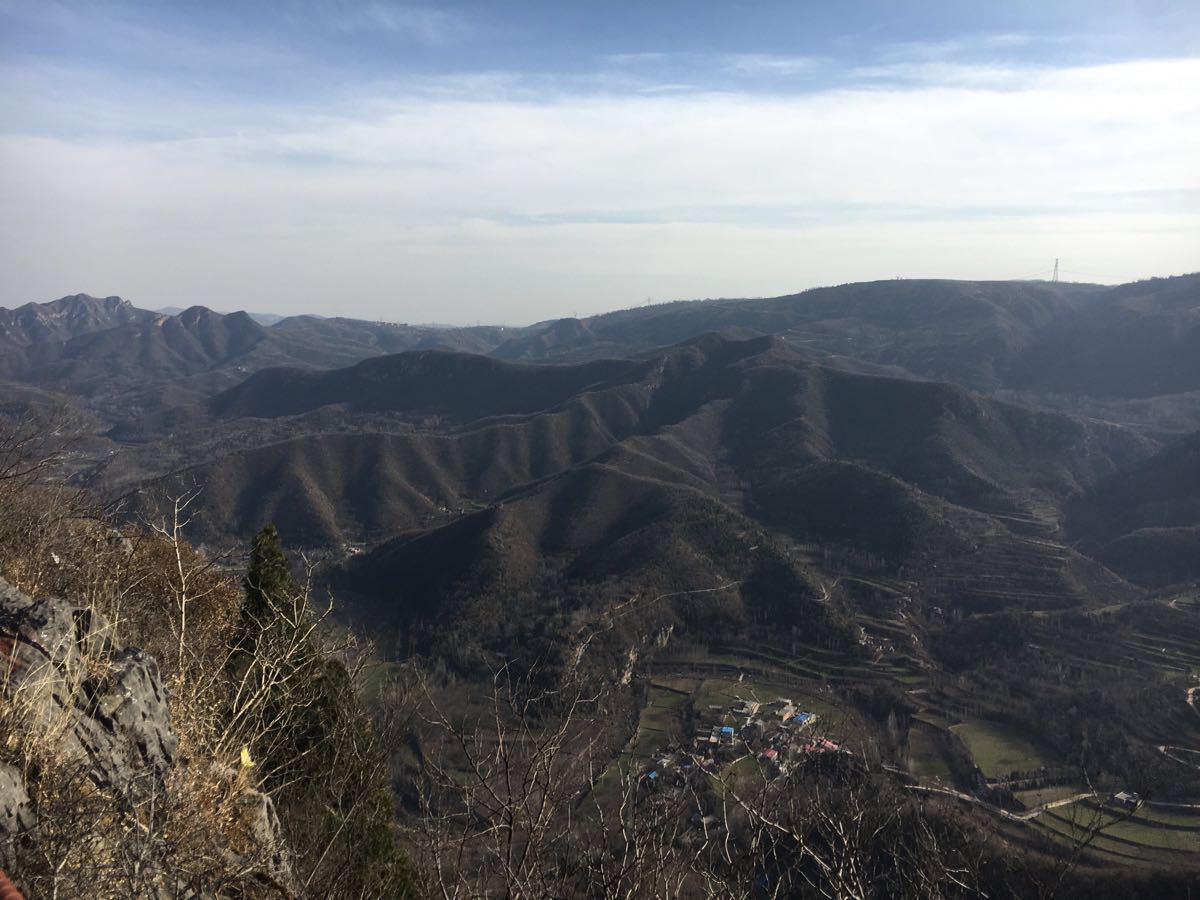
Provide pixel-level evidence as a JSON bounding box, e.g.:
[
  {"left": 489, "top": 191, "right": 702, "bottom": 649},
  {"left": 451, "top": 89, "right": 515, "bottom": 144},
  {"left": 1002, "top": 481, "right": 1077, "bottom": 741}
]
[
  {"left": 1006, "top": 274, "right": 1200, "bottom": 398},
  {"left": 737, "top": 363, "right": 1153, "bottom": 518},
  {"left": 331, "top": 462, "right": 847, "bottom": 669},
  {"left": 209, "top": 351, "right": 648, "bottom": 421},
  {"left": 1067, "top": 430, "right": 1200, "bottom": 586},
  {"left": 142, "top": 336, "right": 1147, "bottom": 627}
]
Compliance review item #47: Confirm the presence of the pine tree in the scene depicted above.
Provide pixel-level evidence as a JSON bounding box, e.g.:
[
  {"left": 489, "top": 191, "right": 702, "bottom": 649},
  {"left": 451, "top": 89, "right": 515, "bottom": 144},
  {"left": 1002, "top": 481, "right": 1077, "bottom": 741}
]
[
  {"left": 232, "top": 524, "right": 417, "bottom": 895},
  {"left": 241, "top": 523, "right": 295, "bottom": 626}
]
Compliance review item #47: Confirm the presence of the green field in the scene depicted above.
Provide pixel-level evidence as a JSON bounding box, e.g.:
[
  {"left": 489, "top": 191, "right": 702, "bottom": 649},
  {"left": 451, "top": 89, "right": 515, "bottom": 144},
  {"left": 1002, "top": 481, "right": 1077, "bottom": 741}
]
[
  {"left": 630, "top": 686, "right": 689, "bottom": 758},
  {"left": 1014, "top": 786, "right": 1082, "bottom": 808},
  {"left": 1103, "top": 819, "right": 1200, "bottom": 852},
  {"left": 951, "top": 720, "right": 1049, "bottom": 778},
  {"left": 1046, "top": 804, "right": 1200, "bottom": 853},
  {"left": 1034, "top": 812, "right": 1152, "bottom": 862},
  {"left": 905, "top": 724, "right": 952, "bottom": 781},
  {"left": 1136, "top": 805, "right": 1200, "bottom": 827},
  {"left": 719, "top": 754, "right": 767, "bottom": 796}
]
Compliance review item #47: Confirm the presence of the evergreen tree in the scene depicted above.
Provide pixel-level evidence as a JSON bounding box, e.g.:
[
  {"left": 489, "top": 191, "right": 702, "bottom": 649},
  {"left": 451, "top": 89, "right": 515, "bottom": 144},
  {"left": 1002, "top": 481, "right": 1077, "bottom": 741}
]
[
  {"left": 233, "top": 523, "right": 416, "bottom": 895},
  {"left": 242, "top": 523, "right": 295, "bottom": 626}
]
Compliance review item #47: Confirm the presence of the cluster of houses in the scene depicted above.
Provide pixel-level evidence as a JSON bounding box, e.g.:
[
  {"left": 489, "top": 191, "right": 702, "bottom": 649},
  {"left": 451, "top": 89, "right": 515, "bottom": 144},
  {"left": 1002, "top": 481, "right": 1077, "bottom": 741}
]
[{"left": 641, "top": 695, "right": 847, "bottom": 792}]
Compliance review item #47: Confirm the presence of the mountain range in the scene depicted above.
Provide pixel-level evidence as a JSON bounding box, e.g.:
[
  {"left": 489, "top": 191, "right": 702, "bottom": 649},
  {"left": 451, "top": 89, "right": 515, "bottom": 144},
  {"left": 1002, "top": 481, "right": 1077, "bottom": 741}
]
[
  {"left": 4, "top": 276, "right": 1200, "bottom": 865},
  {"left": 3, "top": 280, "right": 1195, "bottom": 602}
]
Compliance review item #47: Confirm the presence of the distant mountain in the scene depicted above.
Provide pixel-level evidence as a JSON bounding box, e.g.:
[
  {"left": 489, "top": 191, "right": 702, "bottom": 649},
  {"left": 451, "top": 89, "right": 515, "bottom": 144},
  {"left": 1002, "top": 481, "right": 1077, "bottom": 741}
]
[
  {"left": 9, "top": 276, "right": 1198, "bottom": 434},
  {"left": 0, "top": 294, "right": 155, "bottom": 377},
  {"left": 140, "top": 336, "right": 1146, "bottom": 638},
  {"left": 22, "top": 306, "right": 271, "bottom": 396},
  {"left": 493, "top": 275, "right": 1200, "bottom": 402},
  {"left": 208, "top": 351, "right": 645, "bottom": 421},
  {"left": 1006, "top": 275, "right": 1200, "bottom": 398},
  {"left": 269, "top": 315, "right": 516, "bottom": 366},
  {"left": 158, "top": 306, "right": 285, "bottom": 325},
  {"left": 0, "top": 296, "right": 527, "bottom": 421},
  {"left": 492, "top": 279, "right": 1101, "bottom": 380},
  {"left": 1067, "top": 430, "right": 1200, "bottom": 586}
]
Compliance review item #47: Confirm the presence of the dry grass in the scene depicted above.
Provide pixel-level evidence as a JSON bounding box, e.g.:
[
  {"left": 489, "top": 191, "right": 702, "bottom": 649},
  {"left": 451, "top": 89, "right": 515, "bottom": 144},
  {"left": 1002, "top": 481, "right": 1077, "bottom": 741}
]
[{"left": 0, "top": 470, "right": 293, "bottom": 896}]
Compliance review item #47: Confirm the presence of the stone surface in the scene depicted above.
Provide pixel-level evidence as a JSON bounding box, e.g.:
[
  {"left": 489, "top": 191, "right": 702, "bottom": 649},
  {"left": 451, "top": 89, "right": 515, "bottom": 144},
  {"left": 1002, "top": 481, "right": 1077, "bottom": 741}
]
[
  {"left": 0, "top": 577, "right": 177, "bottom": 804},
  {"left": 0, "top": 577, "right": 294, "bottom": 894},
  {"left": 0, "top": 765, "right": 31, "bottom": 838}
]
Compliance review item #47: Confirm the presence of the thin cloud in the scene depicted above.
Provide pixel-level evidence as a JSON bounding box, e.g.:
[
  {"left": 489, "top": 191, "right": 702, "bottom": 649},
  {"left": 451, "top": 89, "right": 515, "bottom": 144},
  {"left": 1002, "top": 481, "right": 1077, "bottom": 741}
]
[
  {"left": 1, "top": 59, "right": 1197, "bottom": 319},
  {"left": 601, "top": 52, "right": 674, "bottom": 66},
  {"left": 719, "top": 54, "right": 823, "bottom": 77},
  {"left": 635, "top": 83, "right": 695, "bottom": 94},
  {"left": 313, "top": 1, "right": 470, "bottom": 44},
  {"left": 878, "top": 32, "right": 1073, "bottom": 62}
]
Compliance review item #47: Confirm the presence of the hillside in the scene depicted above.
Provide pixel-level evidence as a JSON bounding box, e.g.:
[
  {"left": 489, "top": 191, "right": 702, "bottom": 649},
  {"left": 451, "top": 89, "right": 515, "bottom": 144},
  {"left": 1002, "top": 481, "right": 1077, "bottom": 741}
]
[
  {"left": 0, "top": 294, "right": 154, "bottom": 377},
  {"left": 332, "top": 461, "right": 848, "bottom": 669},
  {"left": 187, "top": 335, "right": 1151, "bottom": 536},
  {"left": 1007, "top": 275, "right": 1200, "bottom": 398},
  {"left": 135, "top": 336, "right": 1148, "bottom": 644},
  {"left": 1067, "top": 430, "right": 1200, "bottom": 585},
  {"left": 208, "top": 351, "right": 646, "bottom": 421},
  {"left": 493, "top": 275, "right": 1200, "bottom": 405},
  {"left": 34, "top": 307, "right": 268, "bottom": 386},
  {"left": 492, "top": 279, "right": 1103, "bottom": 383}
]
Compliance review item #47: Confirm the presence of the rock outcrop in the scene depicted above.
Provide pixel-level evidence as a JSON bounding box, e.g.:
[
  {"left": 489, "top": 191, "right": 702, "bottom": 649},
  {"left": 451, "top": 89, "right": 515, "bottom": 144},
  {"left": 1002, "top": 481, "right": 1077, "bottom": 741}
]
[
  {"left": 0, "top": 577, "right": 292, "bottom": 895},
  {"left": 0, "top": 577, "right": 177, "bottom": 810}
]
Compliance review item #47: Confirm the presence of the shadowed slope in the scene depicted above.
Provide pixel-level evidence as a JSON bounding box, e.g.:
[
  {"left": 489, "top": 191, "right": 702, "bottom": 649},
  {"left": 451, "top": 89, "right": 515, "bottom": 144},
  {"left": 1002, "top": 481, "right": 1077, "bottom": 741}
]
[
  {"left": 1067, "top": 431, "right": 1200, "bottom": 586},
  {"left": 141, "top": 336, "right": 1147, "bottom": 628}
]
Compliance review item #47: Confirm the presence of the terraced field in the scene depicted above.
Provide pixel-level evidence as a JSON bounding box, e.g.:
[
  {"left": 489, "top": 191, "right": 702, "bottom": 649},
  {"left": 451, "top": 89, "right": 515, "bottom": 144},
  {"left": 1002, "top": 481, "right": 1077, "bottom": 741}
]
[{"left": 1039, "top": 801, "right": 1200, "bottom": 855}]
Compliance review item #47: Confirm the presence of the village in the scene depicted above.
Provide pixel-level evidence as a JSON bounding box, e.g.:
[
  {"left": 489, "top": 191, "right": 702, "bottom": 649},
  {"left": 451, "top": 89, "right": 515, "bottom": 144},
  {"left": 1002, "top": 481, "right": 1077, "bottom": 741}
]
[{"left": 641, "top": 693, "right": 847, "bottom": 796}]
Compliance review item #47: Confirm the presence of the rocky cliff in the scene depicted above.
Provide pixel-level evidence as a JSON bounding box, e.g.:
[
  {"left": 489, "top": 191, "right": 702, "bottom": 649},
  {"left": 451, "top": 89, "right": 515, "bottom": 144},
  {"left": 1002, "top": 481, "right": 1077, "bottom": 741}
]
[{"left": 0, "top": 578, "right": 291, "bottom": 898}]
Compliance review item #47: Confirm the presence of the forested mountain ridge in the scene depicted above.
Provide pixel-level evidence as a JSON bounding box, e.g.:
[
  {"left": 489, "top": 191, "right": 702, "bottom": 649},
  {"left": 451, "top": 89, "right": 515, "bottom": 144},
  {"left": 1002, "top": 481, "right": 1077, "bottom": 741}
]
[{"left": 3, "top": 275, "right": 1200, "bottom": 896}]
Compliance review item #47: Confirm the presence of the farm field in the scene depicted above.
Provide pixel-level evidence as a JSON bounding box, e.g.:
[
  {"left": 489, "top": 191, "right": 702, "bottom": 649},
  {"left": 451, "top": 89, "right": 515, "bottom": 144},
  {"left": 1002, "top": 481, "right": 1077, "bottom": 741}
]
[
  {"left": 1014, "top": 785, "right": 1082, "bottom": 808},
  {"left": 905, "top": 723, "right": 953, "bottom": 781},
  {"left": 1137, "top": 804, "right": 1200, "bottom": 827},
  {"left": 1044, "top": 803, "right": 1200, "bottom": 853},
  {"left": 1033, "top": 813, "right": 1154, "bottom": 862},
  {"left": 951, "top": 720, "right": 1049, "bottom": 779},
  {"left": 629, "top": 685, "right": 690, "bottom": 759}
]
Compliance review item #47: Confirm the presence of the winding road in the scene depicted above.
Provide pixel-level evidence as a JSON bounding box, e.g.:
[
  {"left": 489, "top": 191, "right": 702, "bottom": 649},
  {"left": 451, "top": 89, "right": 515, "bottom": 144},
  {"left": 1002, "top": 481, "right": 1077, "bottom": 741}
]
[{"left": 904, "top": 784, "right": 1093, "bottom": 823}]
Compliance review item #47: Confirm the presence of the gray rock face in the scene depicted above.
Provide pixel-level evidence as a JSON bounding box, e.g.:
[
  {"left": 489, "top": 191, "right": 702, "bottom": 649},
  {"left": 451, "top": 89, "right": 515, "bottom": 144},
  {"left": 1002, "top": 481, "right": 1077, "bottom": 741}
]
[
  {"left": 0, "top": 578, "right": 296, "bottom": 894},
  {"left": 0, "top": 577, "right": 178, "bottom": 806},
  {"left": 0, "top": 764, "right": 32, "bottom": 836}
]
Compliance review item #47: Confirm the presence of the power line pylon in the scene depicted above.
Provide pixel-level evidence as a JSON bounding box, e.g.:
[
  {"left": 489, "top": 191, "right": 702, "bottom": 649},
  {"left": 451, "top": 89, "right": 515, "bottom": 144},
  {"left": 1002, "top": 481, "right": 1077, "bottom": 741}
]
[{"left": 1052, "top": 258, "right": 1059, "bottom": 282}]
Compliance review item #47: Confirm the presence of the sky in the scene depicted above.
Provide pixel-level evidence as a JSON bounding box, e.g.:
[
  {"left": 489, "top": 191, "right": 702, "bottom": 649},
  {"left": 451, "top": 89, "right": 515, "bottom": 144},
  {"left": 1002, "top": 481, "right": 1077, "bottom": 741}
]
[{"left": 1, "top": 1, "right": 1198, "bottom": 324}]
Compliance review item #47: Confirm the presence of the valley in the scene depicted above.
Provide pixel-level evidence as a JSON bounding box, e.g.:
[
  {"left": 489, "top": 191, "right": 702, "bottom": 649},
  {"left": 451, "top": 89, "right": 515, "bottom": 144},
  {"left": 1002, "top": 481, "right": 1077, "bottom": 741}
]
[{"left": 3, "top": 276, "right": 1199, "bottom": 891}]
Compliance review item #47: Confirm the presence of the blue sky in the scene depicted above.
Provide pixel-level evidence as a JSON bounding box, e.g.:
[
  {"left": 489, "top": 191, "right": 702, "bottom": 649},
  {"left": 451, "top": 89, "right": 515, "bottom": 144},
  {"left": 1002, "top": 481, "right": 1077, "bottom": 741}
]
[{"left": 2, "top": 1, "right": 1198, "bottom": 321}]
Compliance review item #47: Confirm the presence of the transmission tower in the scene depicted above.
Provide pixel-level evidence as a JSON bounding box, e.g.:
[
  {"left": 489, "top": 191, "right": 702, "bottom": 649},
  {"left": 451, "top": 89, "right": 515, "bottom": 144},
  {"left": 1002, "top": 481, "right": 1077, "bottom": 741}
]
[{"left": 1052, "top": 258, "right": 1060, "bottom": 283}]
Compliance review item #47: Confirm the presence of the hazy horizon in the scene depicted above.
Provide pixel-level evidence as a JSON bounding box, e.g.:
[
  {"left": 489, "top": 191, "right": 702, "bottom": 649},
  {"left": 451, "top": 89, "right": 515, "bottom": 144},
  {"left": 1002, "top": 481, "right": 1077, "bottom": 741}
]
[{"left": 2, "top": 0, "right": 1198, "bottom": 323}]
